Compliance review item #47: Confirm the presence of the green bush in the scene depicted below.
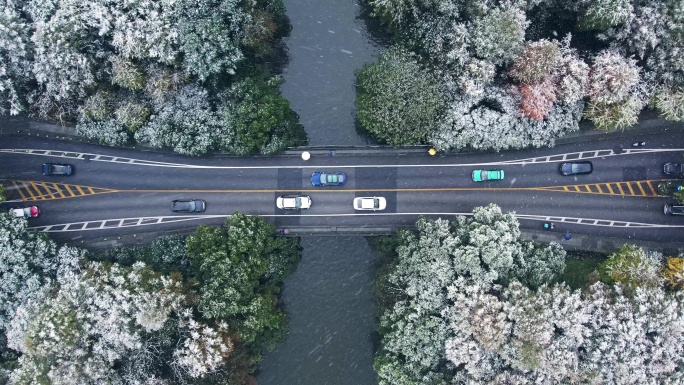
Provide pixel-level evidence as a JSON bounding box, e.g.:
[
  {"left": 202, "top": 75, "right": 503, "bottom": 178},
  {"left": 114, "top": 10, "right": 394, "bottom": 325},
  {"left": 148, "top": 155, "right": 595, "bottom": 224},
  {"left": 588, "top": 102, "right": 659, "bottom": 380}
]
[
  {"left": 356, "top": 46, "right": 445, "bottom": 145},
  {"left": 220, "top": 73, "right": 306, "bottom": 154}
]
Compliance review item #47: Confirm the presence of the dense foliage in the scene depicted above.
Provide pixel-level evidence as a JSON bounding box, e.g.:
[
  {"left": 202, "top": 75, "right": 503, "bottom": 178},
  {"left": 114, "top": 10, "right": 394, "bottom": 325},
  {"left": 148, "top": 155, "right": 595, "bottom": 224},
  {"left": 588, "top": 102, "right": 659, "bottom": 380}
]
[
  {"left": 373, "top": 205, "right": 684, "bottom": 384},
  {"left": 0, "top": 0, "right": 305, "bottom": 155},
  {"left": 0, "top": 212, "right": 301, "bottom": 384},
  {"left": 360, "top": 0, "right": 684, "bottom": 150},
  {"left": 356, "top": 47, "right": 445, "bottom": 145},
  {"left": 186, "top": 212, "right": 301, "bottom": 349}
]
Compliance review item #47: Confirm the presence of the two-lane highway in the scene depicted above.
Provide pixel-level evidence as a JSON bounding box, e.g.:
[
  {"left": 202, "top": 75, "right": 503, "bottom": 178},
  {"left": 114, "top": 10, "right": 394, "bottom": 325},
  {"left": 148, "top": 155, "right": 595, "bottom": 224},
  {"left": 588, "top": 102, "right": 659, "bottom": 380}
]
[{"left": 1, "top": 131, "right": 683, "bottom": 244}]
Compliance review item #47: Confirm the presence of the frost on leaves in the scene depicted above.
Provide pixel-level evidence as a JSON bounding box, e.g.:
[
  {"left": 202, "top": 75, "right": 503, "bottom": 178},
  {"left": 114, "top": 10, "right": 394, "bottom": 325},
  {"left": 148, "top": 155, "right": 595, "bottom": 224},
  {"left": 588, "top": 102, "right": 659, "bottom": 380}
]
[{"left": 375, "top": 209, "right": 684, "bottom": 384}]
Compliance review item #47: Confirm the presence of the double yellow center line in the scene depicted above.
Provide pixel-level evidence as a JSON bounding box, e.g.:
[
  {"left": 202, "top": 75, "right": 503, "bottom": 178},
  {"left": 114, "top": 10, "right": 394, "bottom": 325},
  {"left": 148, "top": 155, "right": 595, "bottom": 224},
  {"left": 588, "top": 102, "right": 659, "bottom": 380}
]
[{"left": 8, "top": 179, "right": 668, "bottom": 202}]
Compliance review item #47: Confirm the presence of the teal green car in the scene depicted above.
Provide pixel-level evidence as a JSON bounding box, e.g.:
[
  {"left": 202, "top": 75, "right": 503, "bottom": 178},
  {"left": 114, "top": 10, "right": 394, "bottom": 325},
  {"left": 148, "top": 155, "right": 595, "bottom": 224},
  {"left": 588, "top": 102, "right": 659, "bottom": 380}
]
[{"left": 472, "top": 169, "right": 504, "bottom": 182}]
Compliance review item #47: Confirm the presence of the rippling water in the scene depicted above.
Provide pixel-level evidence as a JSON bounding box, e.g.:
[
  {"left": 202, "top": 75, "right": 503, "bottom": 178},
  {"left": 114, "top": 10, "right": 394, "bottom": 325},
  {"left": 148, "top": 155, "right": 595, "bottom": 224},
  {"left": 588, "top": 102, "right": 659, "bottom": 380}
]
[
  {"left": 257, "top": 1, "right": 388, "bottom": 383},
  {"left": 256, "top": 236, "right": 378, "bottom": 385},
  {"left": 277, "top": 0, "right": 385, "bottom": 146}
]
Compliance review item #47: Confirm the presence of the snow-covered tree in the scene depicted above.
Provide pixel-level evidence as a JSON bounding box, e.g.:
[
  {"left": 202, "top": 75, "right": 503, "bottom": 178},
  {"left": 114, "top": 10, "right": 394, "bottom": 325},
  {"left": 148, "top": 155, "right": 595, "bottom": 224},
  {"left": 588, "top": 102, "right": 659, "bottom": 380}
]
[
  {"left": 173, "top": 0, "right": 246, "bottom": 80},
  {"left": 557, "top": 54, "right": 591, "bottom": 104},
  {"left": 8, "top": 261, "right": 234, "bottom": 384},
  {"left": 654, "top": 86, "right": 684, "bottom": 121},
  {"left": 0, "top": 0, "right": 32, "bottom": 115},
  {"left": 598, "top": 244, "right": 663, "bottom": 289},
  {"left": 584, "top": 50, "right": 648, "bottom": 130},
  {"left": 471, "top": 5, "right": 528, "bottom": 66},
  {"left": 76, "top": 118, "right": 130, "bottom": 147},
  {"left": 509, "top": 40, "right": 560, "bottom": 84},
  {"left": 515, "top": 79, "right": 558, "bottom": 121},
  {"left": 134, "top": 84, "right": 221, "bottom": 155},
  {"left": 374, "top": 204, "right": 566, "bottom": 384},
  {"left": 588, "top": 50, "right": 642, "bottom": 105},
  {"left": 0, "top": 213, "right": 82, "bottom": 337},
  {"left": 430, "top": 88, "right": 582, "bottom": 151},
  {"left": 578, "top": 0, "right": 634, "bottom": 31},
  {"left": 110, "top": 56, "right": 146, "bottom": 91}
]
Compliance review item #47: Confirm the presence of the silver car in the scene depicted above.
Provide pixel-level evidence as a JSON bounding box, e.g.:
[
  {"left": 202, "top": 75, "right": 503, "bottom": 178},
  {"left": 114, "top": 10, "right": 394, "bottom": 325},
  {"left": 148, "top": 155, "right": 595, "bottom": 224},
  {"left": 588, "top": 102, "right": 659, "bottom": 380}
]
[{"left": 171, "top": 199, "right": 206, "bottom": 213}]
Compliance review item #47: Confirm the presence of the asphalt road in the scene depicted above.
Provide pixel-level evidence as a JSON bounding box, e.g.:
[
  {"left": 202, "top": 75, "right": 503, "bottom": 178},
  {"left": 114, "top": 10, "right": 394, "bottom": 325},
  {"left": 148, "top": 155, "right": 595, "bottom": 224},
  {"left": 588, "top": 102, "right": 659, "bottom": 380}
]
[{"left": 0, "top": 125, "right": 683, "bottom": 244}]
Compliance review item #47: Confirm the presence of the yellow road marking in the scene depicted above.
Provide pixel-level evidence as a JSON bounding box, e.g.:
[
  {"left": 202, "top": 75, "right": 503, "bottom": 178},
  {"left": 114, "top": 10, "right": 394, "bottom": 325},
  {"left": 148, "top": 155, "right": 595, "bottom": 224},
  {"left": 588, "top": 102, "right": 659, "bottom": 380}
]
[
  {"left": 24, "top": 183, "right": 39, "bottom": 200},
  {"left": 636, "top": 182, "right": 647, "bottom": 196},
  {"left": 37, "top": 183, "right": 56, "bottom": 199},
  {"left": 64, "top": 184, "right": 76, "bottom": 197},
  {"left": 50, "top": 183, "right": 66, "bottom": 198},
  {"left": 6, "top": 178, "right": 669, "bottom": 202},
  {"left": 12, "top": 181, "right": 28, "bottom": 201}
]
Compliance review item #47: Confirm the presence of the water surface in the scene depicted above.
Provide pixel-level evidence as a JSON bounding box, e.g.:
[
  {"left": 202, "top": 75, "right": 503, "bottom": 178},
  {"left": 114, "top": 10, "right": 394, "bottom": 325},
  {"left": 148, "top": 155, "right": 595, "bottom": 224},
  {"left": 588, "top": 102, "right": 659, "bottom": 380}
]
[
  {"left": 257, "top": 237, "right": 378, "bottom": 385},
  {"left": 278, "top": 0, "right": 385, "bottom": 146}
]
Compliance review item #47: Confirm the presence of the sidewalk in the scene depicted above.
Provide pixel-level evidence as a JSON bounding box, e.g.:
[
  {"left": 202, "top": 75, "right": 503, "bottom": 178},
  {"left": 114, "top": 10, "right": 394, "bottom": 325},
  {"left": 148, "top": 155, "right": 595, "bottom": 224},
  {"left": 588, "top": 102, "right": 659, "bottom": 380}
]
[{"left": 77, "top": 226, "right": 684, "bottom": 256}]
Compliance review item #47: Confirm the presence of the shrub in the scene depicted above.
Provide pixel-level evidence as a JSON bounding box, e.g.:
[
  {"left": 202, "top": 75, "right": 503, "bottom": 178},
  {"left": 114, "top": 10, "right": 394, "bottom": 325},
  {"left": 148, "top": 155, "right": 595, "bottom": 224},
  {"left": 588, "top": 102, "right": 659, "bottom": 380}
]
[
  {"left": 557, "top": 56, "right": 590, "bottom": 104},
  {"left": 578, "top": 0, "right": 633, "bottom": 31},
  {"left": 588, "top": 50, "right": 641, "bottom": 105},
  {"left": 662, "top": 257, "right": 684, "bottom": 290},
  {"left": 509, "top": 40, "right": 560, "bottom": 84},
  {"left": 110, "top": 57, "right": 146, "bottom": 91},
  {"left": 76, "top": 118, "right": 130, "bottom": 146},
  {"left": 516, "top": 79, "right": 558, "bottom": 121},
  {"left": 81, "top": 90, "right": 115, "bottom": 121},
  {"left": 654, "top": 86, "right": 684, "bottom": 121},
  {"left": 584, "top": 96, "right": 642, "bottom": 130},
  {"left": 114, "top": 101, "right": 151, "bottom": 132},
  {"left": 471, "top": 6, "right": 528, "bottom": 65},
  {"left": 356, "top": 46, "right": 445, "bottom": 145}
]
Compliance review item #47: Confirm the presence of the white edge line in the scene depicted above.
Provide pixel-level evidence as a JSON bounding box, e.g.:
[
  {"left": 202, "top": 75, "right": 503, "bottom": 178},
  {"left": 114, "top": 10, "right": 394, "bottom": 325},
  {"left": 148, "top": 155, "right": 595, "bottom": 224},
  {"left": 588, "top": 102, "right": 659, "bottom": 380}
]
[
  {"left": 29, "top": 213, "right": 684, "bottom": 232},
  {"left": 3, "top": 148, "right": 684, "bottom": 170}
]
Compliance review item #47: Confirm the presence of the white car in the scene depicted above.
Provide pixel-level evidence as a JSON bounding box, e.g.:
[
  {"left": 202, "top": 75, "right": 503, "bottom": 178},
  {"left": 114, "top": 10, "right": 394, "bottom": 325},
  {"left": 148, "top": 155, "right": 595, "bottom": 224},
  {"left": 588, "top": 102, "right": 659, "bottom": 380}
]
[
  {"left": 9, "top": 206, "right": 40, "bottom": 218},
  {"left": 276, "top": 195, "right": 312, "bottom": 210},
  {"left": 353, "top": 197, "right": 386, "bottom": 211}
]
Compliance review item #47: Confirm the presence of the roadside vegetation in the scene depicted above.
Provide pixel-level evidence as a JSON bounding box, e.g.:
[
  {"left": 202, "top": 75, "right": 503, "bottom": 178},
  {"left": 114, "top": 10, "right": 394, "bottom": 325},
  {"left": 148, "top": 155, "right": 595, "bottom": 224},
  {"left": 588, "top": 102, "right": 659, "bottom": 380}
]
[
  {"left": 0, "top": 0, "right": 306, "bottom": 155},
  {"left": 357, "top": 0, "right": 684, "bottom": 150},
  {"left": 371, "top": 204, "right": 684, "bottom": 384},
  {"left": 0, "top": 212, "right": 301, "bottom": 384}
]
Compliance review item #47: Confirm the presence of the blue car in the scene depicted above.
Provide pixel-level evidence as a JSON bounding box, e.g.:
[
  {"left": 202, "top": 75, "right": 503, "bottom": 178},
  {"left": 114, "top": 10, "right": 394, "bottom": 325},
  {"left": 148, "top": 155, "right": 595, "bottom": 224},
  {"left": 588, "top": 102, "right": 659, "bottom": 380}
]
[{"left": 311, "top": 172, "right": 347, "bottom": 186}]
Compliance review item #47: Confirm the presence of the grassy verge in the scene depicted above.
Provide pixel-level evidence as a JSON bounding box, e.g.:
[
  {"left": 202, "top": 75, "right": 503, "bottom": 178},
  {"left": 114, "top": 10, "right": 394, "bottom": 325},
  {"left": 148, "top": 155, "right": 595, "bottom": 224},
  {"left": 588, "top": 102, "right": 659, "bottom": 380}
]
[{"left": 562, "top": 251, "right": 607, "bottom": 290}]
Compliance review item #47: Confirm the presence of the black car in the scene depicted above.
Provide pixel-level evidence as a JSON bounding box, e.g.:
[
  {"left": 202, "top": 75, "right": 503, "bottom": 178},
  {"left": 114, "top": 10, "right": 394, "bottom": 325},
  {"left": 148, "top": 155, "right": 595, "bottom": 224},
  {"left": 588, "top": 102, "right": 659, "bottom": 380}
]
[
  {"left": 171, "top": 199, "right": 206, "bottom": 213},
  {"left": 664, "top": 203, "right": 684, "bottom": 216},
  {"left": 42, "top": 163, "right": 73, "bottom": 176},
  {"left": 559, "top": 161, "right": 593, "bottom": 176},
  {"left": 663, "top": 162, "right": 684, "bottom": 177}
]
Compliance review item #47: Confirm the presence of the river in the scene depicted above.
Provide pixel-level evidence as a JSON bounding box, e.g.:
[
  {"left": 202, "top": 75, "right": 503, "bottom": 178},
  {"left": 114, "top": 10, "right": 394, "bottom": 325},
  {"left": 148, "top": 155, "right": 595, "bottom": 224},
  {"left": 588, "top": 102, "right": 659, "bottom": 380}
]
[{"left": 256, "top": 0, "right": 386, "bottom": 384}]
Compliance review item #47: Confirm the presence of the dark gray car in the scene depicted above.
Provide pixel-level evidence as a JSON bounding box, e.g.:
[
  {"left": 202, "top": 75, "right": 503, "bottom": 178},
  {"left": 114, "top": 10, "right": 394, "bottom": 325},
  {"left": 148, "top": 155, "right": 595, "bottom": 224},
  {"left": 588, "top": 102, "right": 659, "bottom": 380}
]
[
  {"left": 42, "top": 163, "right": 73, "bottom": 176},
  {"left": 663, "top": 162, "right": 684, "bottom": 177},
  {"left": 171, "top": 199, "right": 206, "bottom": 213},
  {"left": 664, "top": 204, "right": 684, "bottom": 216},
  {"left": 559, "top": 161, "right": 593, "bottom": 176}
]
